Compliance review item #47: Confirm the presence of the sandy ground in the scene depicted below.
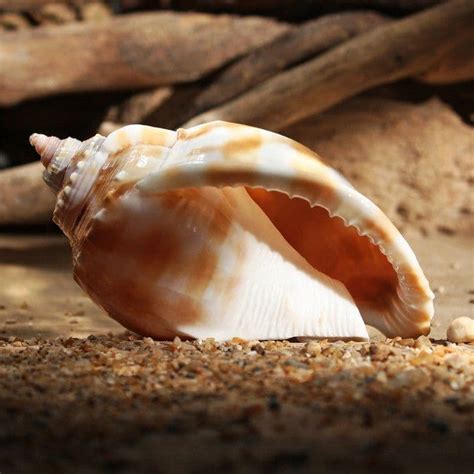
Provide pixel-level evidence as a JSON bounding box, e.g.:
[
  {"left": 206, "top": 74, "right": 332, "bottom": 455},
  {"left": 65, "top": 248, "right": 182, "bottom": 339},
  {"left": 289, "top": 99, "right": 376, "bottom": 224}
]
[{"left": 0, "top": 231, "right": 473, "bottom": 473}]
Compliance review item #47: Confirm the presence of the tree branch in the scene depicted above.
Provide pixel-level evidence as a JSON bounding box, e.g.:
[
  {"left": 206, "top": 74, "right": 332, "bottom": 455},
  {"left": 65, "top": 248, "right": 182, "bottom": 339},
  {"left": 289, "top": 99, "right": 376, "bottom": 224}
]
[{"left": 185, "top": 0, "right": 474, "bottom": 130}]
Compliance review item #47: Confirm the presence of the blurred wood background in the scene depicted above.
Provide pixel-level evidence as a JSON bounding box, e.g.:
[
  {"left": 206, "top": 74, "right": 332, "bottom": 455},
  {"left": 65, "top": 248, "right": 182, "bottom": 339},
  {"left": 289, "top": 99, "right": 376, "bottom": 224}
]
[
  {"left": 0, "top": 0, "right": 472, "bottom": 228},
  {"left": 0, "top": 0, "right": 472, "bottom": 338}
]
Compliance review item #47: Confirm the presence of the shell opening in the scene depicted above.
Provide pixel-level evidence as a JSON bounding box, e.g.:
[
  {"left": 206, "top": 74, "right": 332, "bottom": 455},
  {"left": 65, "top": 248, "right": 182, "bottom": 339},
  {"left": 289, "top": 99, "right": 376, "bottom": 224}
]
[{"left": 246, "top": 188, "right": 404, "bottom": 335}]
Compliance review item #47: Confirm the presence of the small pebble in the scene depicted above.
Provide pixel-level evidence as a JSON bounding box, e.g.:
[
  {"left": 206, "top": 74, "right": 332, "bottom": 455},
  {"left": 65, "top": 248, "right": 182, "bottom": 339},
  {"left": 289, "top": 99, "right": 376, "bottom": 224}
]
[
  {"left": 397, "top": 338, "right": 415, "bottom": 347},
  {"left": 305, "top": 341, "right": 322, "bottom": 357},
  {"left": 444, "top": 353, "right": 466, "bottom": 370},
  {"left": 414, "top": 336, "right": 433, "bottom": 351},
  {"left": 447, "top": 317, "right": 474, "bottom": 343}
]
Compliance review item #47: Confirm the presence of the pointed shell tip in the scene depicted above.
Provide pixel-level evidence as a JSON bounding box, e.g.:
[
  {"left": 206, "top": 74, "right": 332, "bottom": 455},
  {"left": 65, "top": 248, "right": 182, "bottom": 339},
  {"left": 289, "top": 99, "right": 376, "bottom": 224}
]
[{"left": 30, "top": 133, "right": 62, "bottom": 168}]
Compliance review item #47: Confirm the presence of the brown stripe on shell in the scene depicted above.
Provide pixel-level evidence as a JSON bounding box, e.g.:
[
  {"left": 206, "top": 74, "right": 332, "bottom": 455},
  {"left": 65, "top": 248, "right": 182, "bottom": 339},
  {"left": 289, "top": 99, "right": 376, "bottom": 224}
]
[
  {"left": 110, "top": 128, "right": 132, "bottom": 151},
  {"left": 184, "top": 191, "right": 233, "bottom": 297},
  {"left": 75, "top": 188, "right": 206, "bottom": 337},
  {"left": 288, "top": 176, "right": 341, "bottom": 211},
  {"left": 397, "top": 265, "right": 430, "bottom": 298},
  {"left": 222, "top": 134, "right": 263, "bottom": 159},
  {"left": 202, "top": 166, "right": 260, "bottom": 187},
  {"left": 141, "top": 126, "right": 176, "bottom": 147},
  {"left": 178, "top": 122, "right": 218, "bottom": 141},
  {"left": 102, "top": 181, "right": 136, "bottom": 207},
  {"left": 77, "top": 270, "right": 200, "bottom": 341},
  {"left": 357, "top": 214, "right": 397, "bottom": 247},
  {"left": 180, "top": 121, "right": 254, "bottom": 141}
]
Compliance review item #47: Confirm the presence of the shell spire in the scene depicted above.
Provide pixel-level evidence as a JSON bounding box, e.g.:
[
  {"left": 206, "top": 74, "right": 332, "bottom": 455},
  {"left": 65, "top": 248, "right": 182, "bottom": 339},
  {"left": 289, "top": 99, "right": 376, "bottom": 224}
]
[
  {"left": 29, "top": 133, "right": 62, "bottom": 168},
  {"left": 31, "top": 133, "right": 87, "bottom": 195}
]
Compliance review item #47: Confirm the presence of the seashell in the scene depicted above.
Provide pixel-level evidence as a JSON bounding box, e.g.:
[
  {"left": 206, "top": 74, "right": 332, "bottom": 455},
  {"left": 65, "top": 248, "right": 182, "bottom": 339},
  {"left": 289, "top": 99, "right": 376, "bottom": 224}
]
[{"left": 30, "top": 121, "right": 434, "bottom": 341}]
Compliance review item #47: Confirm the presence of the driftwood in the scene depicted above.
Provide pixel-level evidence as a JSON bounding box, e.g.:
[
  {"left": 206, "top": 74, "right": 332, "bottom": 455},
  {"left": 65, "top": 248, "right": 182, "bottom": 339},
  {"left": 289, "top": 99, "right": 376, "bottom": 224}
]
[
  {"left": 0, "top": 1, "right": 112, "bottom": 30},
  {"left": 105, "top": 87, "right": 174, "bottom": 124},
  {"left": 107, "top": 11, "right": 388, "bottom": 130},
  {"left": 0, "top": 163, "right": 55, "bottom": 225},
  {"left": 133, "top": 84, "right": 203, "bottom": 130},
  {"left": 185, "top": 0, "right": 474, "bottom": 130},
  {"left": 0, "top": 12, "right": 288, "bottom": 106},
  {"left": 0, "top": 0, "right": 98, "bottom": 9},
  {"left": 0, "top": 0, "right": 444, "bottom": 14},
  {"left": 116, "top": 0, "right": 446, "bottom": 16},
  {"left": 0, "top": 2, "right": 472, "bottom": 225},
  {"left": 28, "top": 2, "right": 112, "bottom": 24},
  {"left": 418, "top": 29, "right": 474, "bottom": 84},
  {"left": 159, "top": 0, "right": 446, "bottom": 13},
  {"left": 192, "top": 11, "right": 389, "bottom": 117},
  {"left": 29, "top": 2, "right": 77, "bottom": 24},
  {"left": 0, "top": 12, "right": 30, "bottom": 29}
]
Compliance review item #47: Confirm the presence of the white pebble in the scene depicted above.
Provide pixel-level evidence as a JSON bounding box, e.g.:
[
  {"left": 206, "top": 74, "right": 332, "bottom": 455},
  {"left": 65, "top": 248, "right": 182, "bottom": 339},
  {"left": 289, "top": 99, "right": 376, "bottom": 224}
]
[{"left": 447, "top": 317, "right": 474, "bottom": 343}]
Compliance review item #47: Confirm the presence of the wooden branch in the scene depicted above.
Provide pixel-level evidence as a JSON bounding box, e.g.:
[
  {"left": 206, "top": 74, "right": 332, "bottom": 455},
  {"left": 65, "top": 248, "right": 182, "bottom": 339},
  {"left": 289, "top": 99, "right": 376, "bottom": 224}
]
[
  {"left": 105, "top": 87, "right": 174, "bottom": 124},
  {"left": 185, "top": 0, "right": 474, "bottom": 130},
  {"left": 0, "top": 12, "right": 289, "bottom": 106},
  {"left": 0, "top": 2, "right": 112, "bottom": 30},
  {"left": 29, "top": 2, "right": 78, "bottom": 24},
  {"left": 0, "top": 163, "right": 55, "bottom": 225},
  {"left": 135, "top": 11, "right": 388, "bottom": 129},
  {"left": 118, "top": 0, "right": 446, "bottom": 15},
  {"left": 0, "top": 0, "right": 96, "bottom": 10},
  {"left": 0, "top": 3, "right": 471, "bottom": 226},
  {"left": 417, "top": 30, "right": 474, "bottom": 83},
  {"left": 0, "top": 12, "right": 31, "bottom": 30},
  {"left": 191, "top": 11, "right": 388, "bottom": 118}
]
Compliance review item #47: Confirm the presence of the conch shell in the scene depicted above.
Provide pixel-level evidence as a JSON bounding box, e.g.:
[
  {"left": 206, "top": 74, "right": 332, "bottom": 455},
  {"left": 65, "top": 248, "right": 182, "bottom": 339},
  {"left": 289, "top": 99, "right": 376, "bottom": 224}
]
[{"left": 31, "top": 121, "right": 434, "bottom": 341}]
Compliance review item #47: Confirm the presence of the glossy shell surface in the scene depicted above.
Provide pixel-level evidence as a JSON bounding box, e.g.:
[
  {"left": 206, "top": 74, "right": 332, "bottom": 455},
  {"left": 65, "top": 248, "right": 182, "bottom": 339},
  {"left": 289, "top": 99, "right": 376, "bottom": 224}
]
[{"left": 35, "top": 121, "right": 434, "bottom": 341}]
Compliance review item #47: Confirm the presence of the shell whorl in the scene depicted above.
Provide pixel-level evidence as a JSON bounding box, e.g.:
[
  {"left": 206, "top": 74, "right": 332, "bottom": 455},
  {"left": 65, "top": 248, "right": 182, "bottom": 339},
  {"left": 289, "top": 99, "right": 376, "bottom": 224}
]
[
  {"left": 30, "top": 133, "right": 84, "bottom": 193},
  {"left": 30, "top": 133, "right": 61, "bottom": 168}
]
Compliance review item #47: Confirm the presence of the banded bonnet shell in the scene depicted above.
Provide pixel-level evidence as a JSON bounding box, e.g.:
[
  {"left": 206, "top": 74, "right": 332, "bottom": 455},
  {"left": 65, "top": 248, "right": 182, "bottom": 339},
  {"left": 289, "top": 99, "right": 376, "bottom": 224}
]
[{"left": 31, "top": 121, "right": 434, "bottom": 341}]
